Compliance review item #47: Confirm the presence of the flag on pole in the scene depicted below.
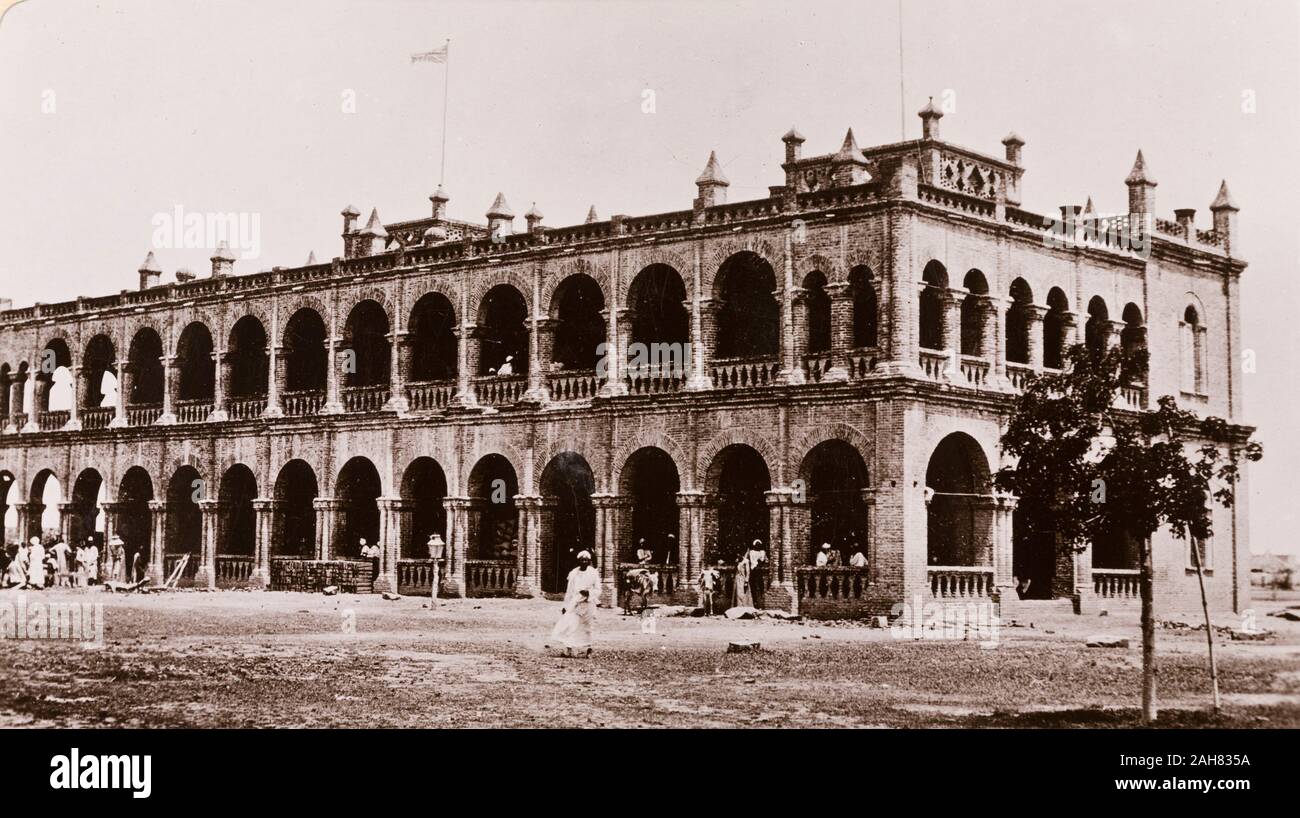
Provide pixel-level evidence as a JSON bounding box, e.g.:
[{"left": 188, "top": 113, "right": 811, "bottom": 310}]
[{"left": 411, "top": 45, "right": 448, "bottom": 64}]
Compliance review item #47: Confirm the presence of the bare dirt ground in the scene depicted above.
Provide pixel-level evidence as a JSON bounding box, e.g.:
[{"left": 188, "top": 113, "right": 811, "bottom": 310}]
[{"left": 1, "top": 587, "right": 1297, "bottom": 728}]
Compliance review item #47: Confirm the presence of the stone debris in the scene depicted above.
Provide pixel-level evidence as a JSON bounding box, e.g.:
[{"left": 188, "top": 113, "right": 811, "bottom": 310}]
[
  {"left": 381, "top": 592, "right": 402, "bottom": 601},
  {"left": 727, "top": 641, "right": 762, "bottom": 653},
  {"left": 724, "top": 606, "right": 759, "bottom": 619},
  {"left": 1085, "top": 635, "right": 1130, "bottom": 648},
  {"left": 322, "top": 585, "right": 339, "bottom": 596}
]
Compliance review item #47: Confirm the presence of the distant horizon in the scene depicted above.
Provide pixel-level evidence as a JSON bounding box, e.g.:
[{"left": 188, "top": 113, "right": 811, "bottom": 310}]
[{"left": 1, "top": 0, "right": 1296, "bottom": 554}]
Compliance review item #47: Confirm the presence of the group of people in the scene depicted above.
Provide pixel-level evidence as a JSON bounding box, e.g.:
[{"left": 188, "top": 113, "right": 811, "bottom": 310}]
[
  {"left": 697, "top": 539, "right": 770, "bottom": 615},
  {"left": 0, "top": 534, "right": 136, "bottom": 590},
  {"left": 815, "top": 542, "right": 867, "bottom": 568}
]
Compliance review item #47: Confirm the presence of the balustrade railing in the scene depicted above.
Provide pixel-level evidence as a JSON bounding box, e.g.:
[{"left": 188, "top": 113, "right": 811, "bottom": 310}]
[
  {"left": 283, "top": 390, "right": 325, "bottom": 416},
  {"left": 81, "top": 406, "right": 114, "bottom": 430},
  {"left": 227, "top": 396, "right": 267, "bottom": 420},
  {"left": 1092, "top": 568, "right": 1140, "bottom": 599},
  {"left": 38, "top": 410, "right": 69, "bottom": 431},
  {"left": 625, "top": 365, "right": 684, "bottom": 395},
  {"left": 406, "top": 380, "right": 455, "bottom": 412},
  {"left": 1118, "top": 383, "right": 1147, "bottom": 411},
  {"left": 216, "top": 555, "right": 254, "bottom": 586},
  {"left": 927, "top": 566, "right": 994, "bottom": 599},
  {"left": 175, "top": 399, "right": 213, "bottom": 424},
  {"left": 803, "top": 353, "right": 837, "bottom": 383},
  {"left": 797, "top": 566, "right": 870, "bottom": 600},
  {"left": 847, "top": 347, "right": 878, "bottom": 379},
  {"left": 548, "top": 370, "right": 600, "bottom": 402},
  {"left": 958, "top": 356, "right": 991, "bottom": 388},
  {"left": 472, "top": 375, "right": 526, "bottom": 407},
  {"left": 126, "top": 404, "right": 163, "bottom": 427},
  {"left": 710, "top": 356, "right": 779, "bottom": 390},
  {"left": 341, "top": 384, "right": 391, "bottom": 413},
  {"left": 1006, "top": 362, "right": 1034, "bottom": 391},
  {"left": 919, "top": 348, "right": 948, "bottom": 381},
  {"left": 464, "top": 559, "right": 516, "bottom": 597},
  {"left": 164, "top": 552, "right": 201, "bottom": 583},
  {"left": 397, "top": 558, "right": 443, "bottom": 594}
]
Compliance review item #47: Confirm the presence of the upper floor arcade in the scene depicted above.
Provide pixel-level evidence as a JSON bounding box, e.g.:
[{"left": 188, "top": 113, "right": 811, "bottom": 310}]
[{"left": 0, "top": 101, "right": 1247, "bottom": 437}]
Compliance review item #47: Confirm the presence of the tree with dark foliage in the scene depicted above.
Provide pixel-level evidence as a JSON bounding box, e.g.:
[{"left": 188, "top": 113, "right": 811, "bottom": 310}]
[{"left": 996, "top": 343, "right": 1262, "bottom": 724}]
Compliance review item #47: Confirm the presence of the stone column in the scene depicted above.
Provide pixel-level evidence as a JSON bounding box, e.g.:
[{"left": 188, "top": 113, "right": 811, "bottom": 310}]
[
  {"left": 250, "top": 498, "right": 275, "bottom": 588},
  {"left": 764, "top": 489, "right": 798, "bottom": 613},
  {"left": 1073, "top": 533, "right": 1094, "bottom": 613},
  {"left": 13, "top": 502, "right": 34, "bottom": 545},
  {"left": 513, "top": 495, "right": 543, "bottom": 596},
  {"left": 373, "top": 497, "right": 402, "bottom": 593},
  {"left": 313, "top": 497, "right": 338, "bottom": 560},
  {"left": 945, "top": 288, "right": 966, "bottom": 378},
  {"left": 686, "top": 298, "right": 716, "bottom": 391},
  {"left": 195, "top": 499, "right": 219, "bottom": 589},
  {"left": 157, "top": 355, "right": 177, "bottom": 425},
  {"left": 675, "top": 492, "right": 710, "bottom": 592},
  {"left": 442, "top": 497, "right": 472, "bottom": 596},
  {"left": 6, "top": 371, "right": 26, "bottom": 431},
  {"left": 590, "top": 494, "right": 621, "bottom": 605},
  {"left": 321, "top": 338, "right": 343, "bottom": 414},
  {"left": 1027, "top": 305, "right": 1048, "bottom": 372},
  {"left": 108, "top": 363, "right": 127, "bottom": 428},
  {"left": 385, "top": 332, "right": 410, "bottom": 413},
  {"left": 65, "top": 364, "right": 83, "bottom": 431},
  {"left": 99, "top": 502, "right": 121, "bottom": 567},
  {"left": 263, "top": 345, "right": 284, "bottom": 418},
  {"left": 878, "top": 210, "right": 922, "bottom": 377},
  {"left": 453, "top": 326, "right": 480, "bottom": 408},
  {"left": 522, "top": 319, "right": 551, "bottom": 404},
  {"left": 147, "top": 500, "right": 167, "bottom": 585},
  {"left": 992, "top": 495, "right": 1018, "bottom": 609},
  {"left": 824, "top": 281, "right": 853, "bottom": 381},
  {"left": 209, "top": 350, "right": 230, "bottom": 421},
  {"left": 58, "top": 502, "right": 77, "bottom": 545}
]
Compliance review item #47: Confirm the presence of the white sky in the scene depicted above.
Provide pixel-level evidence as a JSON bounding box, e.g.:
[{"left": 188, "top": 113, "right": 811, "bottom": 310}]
[{"left": 1, "top": 0, "right": 1297, "bottom": 553}]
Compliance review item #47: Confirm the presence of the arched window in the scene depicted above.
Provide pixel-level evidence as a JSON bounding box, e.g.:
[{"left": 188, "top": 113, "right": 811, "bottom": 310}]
[
  {"left": 1121, "top": 303, "right": 1148, "bottom": 384},
  {"left": 1085, "top": 296, "right": 1109, "bottom": 358},
  {"left": 802, "top": 271, "right": 831, "bottom": 354},
  {"left": 550, "top": 274, "right": 606, "bottom": 371},
  {"left": 1181, "top": 305, "right": 1206, "bottom": 395},
  {"left": 918, "top": 261, "right": 947, "bottom": 351},
  {"left": 715, "top": 252, "right": 779, "bottom": 359},
  {"left": 408, "top": 293, "right": 458, "bottom": 382},
  {"left": 283, "top": 309, "right": 328, "bottom": 394},
  {"left": 961, "top": 270, "right": 989, "bottom": 357},
  {"left": 478, "top": 285, "right": 529, "bottom": 376},
  {"left": 175, "top": 323, "right": 215, "bottom": 401},
  {"left": 1005, "top": 278, "right": 1034, "bottom": 364},
  {"left": 849, "top": 266, "right": 877, "bottom": 349},
  {"left": 227, "top": 316, "right": 269, "bottom": 398},
  {"left": 1043, "top": 288, "right": 1070, "bottom": 370},
  {"left": 126, "top": 329, "right": 164, "bottom": 406},
  {"left": 342, "top": 300, "right": 391, "bottom": 387}
]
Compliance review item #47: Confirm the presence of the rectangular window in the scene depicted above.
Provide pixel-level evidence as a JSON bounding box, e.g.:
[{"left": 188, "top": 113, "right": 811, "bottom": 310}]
[{"left": 1188, "top": 536, "right": 1213, "bottom": 572}]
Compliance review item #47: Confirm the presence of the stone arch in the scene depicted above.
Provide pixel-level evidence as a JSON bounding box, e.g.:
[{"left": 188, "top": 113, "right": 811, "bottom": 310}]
[
  {"left": 277, "top": 292, "right": 332, "bottom": 338},
  {"left": 122, "top": 314, "right": 169, "bottom": 357},
  {"left": 797, "top": 253, "right": 840, "bottom": 284},
  {"left": 457, "top": 439, "right": 530, "bottom": 495},
  {"left": 466, "top": 268, "right": 535, "bottom": 318},
  {"left": 541, "top": 257, "right": 611, "bottom": 316},
  {"left": 533, "top": 438, "right": 607, "bottom": 495},
  {"left": 620, "top": 246, "right": 693, "bottom": 305},
  {"left": 219, "top": 302, "right": 273, "bottom": 348},
  {"left": 700, "top": 236, "right": 780, "bottom": 296},
  {"left": 696, "top": 427, "right": 782, "bottom": 490},
  {"left": 788, "top": 423, "right": 874, "bottom": 486},
  {"left": 610, "top": 430, "right": 691, "bottom": 491}
]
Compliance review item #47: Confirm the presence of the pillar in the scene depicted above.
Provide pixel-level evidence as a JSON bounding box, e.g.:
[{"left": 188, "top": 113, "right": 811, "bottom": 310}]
[
  {"left": 57, "top": 502, "right": 77, "bottom": 546},
  {"left": 373, "top": 497, "right": 402, "bottom": 593},
  {"left": 321, "top": 337, "right": 343, "bottom": 414},
  {"left": 675, "top": 492, "right": 710, "bottom": 593},
  {"left": 209, "top": 350, "right": 230, "bottom": 421},
  {"left": 590, "top": 493, "right": 622, "bottom": 605},
  {"left": 313, "top": 497, "right": 338, "bottom": 560},
  {"left": 108, "top": 361, "right": 127, "bottom": 428},
  {"left": 878, "top": 209, "right": 922, "bottom": 376},
  {"left": 147, "top": 499, "right": 167, "bottom": 585},
  {"left": 778, "top": 240, "right": 802, "bottom": 385},
  {"left": 5, "top": 370, "right": 26, "bottom": 431},
  {"left": 945, "top": 289, "right": 965, "bottom": 377},
  {"left": 65, "top": 364, "right": 83, "bottom": 431},
  {"left": 250, "top": 498, "right": 275, "bottom": 588},
  {"left": 442, "top": 496, "right": 472, "bottom": 596},
  {"left": 264, "top": 345, "right": 285, "bottom": 418},
  {"left": 764, "top": 490, "right": 798, "bottom": 613},
  {"left": 385, "top": 332, "right": 410, "bottom": 413},
  {"left": 992, "top": 495, "right": 1018, "bottom": 609},
  {"left": 513, "top": 495, "right": 543, "bottom": 596},
  {"left": 523, "top": 318, "right": 551, "bottom": 404},
  {"left": 100, "top": 501, "right": 121, "bottom": 578},
  {"left": 155, "top": 355, "right": 177, "bottom": 424},
  {"left": 195, "top": 499, "right": 218, "bottom": 589},
  {"left": 11, "top": 502, "right": 33, "bottom": 544},
  {"left": 452, "top": 326, "right": 479, "bottom": 408},
  {"left": 824, "top": 281, "right": 853, "bottom": 381},
  {"left": 1027, "top": 305, "right": 1047, "bottom": 372},
  {"left": 686, "top": 297, "right": 716, "bottom": 391}
]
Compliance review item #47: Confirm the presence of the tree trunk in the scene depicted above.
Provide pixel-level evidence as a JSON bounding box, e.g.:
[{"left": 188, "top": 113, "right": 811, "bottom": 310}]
[
  {"left": 1191, "top": 541, "right": 1222, "bottom": 715},
  {"left": 1140, "top": 537, "right": 1157, "bottom": 724}
]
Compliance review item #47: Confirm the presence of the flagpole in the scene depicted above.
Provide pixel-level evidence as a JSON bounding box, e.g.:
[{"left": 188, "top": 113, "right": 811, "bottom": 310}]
[{"left": 439, "top": 38, "right": 450, "bottom": 187}]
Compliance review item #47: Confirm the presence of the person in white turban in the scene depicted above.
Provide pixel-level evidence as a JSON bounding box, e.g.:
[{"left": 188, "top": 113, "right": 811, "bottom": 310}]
[{"left": 549, "top": 550, "right": 600, "bottom": 656}]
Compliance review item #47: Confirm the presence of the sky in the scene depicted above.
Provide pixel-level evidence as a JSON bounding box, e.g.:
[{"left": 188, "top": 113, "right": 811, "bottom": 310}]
[{"left": 0, "top": 0, "right": 1297, "bottom": 552}]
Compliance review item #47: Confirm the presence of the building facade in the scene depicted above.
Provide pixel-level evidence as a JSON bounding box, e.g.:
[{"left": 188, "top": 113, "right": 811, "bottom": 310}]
[{"left": 0, "top": 103, "right": 1253, "bottom": 617}]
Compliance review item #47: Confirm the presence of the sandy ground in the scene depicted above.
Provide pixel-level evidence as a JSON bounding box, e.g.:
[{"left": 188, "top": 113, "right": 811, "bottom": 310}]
[{"left": 0, "top": 586, "right": 1297, "bottom": 728}]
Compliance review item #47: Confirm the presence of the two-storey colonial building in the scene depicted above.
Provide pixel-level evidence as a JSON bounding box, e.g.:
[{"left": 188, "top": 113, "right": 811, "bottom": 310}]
[{"left": 0, "top": 102, "right": 1253, "bottom": 617}]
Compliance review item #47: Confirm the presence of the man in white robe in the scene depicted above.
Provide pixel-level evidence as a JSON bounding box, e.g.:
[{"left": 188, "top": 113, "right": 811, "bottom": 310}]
[
  {"left": 49, "top": 539, "right": 72, "bottom": 587},
  {"left": 25, "top": 537, "right": 45, "bottom": 590},
  {"left": 549, "top": 550, "right": 600, "bottom": 656}
]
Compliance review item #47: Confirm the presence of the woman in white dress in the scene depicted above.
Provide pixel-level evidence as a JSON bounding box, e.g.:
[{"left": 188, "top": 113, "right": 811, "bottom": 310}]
[{"left": 549, "top": 550, "right": 601, "bottom": 656}]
